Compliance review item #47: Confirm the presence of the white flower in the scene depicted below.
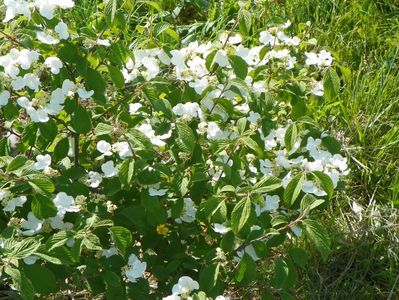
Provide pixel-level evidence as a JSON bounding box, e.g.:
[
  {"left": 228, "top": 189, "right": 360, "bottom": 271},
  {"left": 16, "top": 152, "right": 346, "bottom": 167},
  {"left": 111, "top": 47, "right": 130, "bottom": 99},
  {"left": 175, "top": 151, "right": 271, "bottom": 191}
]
[
  {"left": 137, "top": 124, "right": 171, "bottom": 147},
  {"left": 97, "top": 39, "right": 110, "bottom": 47},
  {"left": 330, "top": 154, "right": 348, "bottom": 172},
  {"left": 3, "top": 0, "right": 32, "bottom": 22},
  {"left": 259, "top": 30, "right": 276, "bottom": 46},
  {"left": 219, "top": 32, "right": 242, "bottom": 45},
  {"left": 305, "top": 52, "right": 319, "bottom": 66},
  {"left": 259, "top": 159, "right": 273, "bottom": 176},
  {"left": 162, "top": 295, "right": 180, "bottom": 300},
  {"left": 0, "top": 91, "right": 10, "bottom": 107},
  {"left": 34, "top": 154, "right": 51, "bottom": 170},
  {"left": 35, "top": 0, "right": 56, "bottom": 19},
  {"left": 21, "top": 212, "right": 43, "bottom": 236},
  {"left": 17, "top": 96, "right": 32, "bottom": 109},
  {"left": 206, "top": 122, "right": 228, "bottom": 140},
  {"left": 18, "top": 49, "right": 39, "bottom": 70},
  {"left": 212, "top": 223, "right": 230, "bottom": 234},
  {"left": 23, "top": 255, "right": 39, "bottom": 265},
  {"left": 53, "top": 192, "right": 79, "bottom": 215},
  {"left": 236, "top": 244, "right": 260, "bottom": 261},
  {"left": 318, "top": 50, "right": 333, "bottom": 67},
  {"left": 62, "top": 79, "right": 75, "bottom": 96},
  {"left": 176, "top": 198, "right": 197, "bottom": 223},
  {"left": 216, "top": 296, "right": 231, "bottom": 300},
  {"left": 310, "top": 81, "right": 324, "bottom": 96},
  {"left": 305, "top": 160, "right": 324, "bottom": 172},
  {"left": 3, "top": 196, "right": 27, "bottom": 212},
  {"left": 44, "top": 57, "right": 63, "bottom": 74},
  {"left": 97, "top": 140, "right": 112, "bottom": 156},
  {"left": 149, "top": 188, "right": 168, "bottom": 196},
  {"left": 171, "top": 276, "right": 199, "bottom": 295},
  {"left": 214, "top": 50, "right": 229, "bottom": 67},
  {"left": 112, "top": 142, "right": 133, "bottom": 159},
  {"left": 172, "top": 102, "right": 202, "bottom": 119},
  {"left": 0, "top": 189, "right": 10, "bottom": 201},
  {"left": 124, "top": 254, "right": 146, "bottom": 283},
  {"left": 101, "top": 161, "right": 118, "bottom": 177},
  {"left": 255, "top": 195, "right": 280, "bottom": 215},
  {"left": 88, "top": 171, "right": 102, "bottom": 188},
  {"left": 305, "top": 51, "right": 333, "bottom": 67},
  {"left": 50, "top": 215, "right": 73, "bottom": 230},
  {"left": 77, "top": 88, "right": 94, "bottom": 100},
  {"left": 37, "top": 31, "right": 59, "bottom": 44},
  {"left": 28, "top": 108, "right": 49, "bottom": 123},
  {"left": 129, "top": 103, "right": 142, "bottom": 114},
  {"left": 291, "top": 226, "right": 302, "bottom": 237},
  {"left": 55, "top": 21, "right": 69, "bottom": 39},
  {"left": 302, "top": 180, "right": 327, "bottom": 197},
  {"left": 102, "top": 246, "right": 118, "bottom": 258},
  {"left": 23, "top": 73, "right": 41, "bottom": 90},
  {"left": 247, "top": 111, "right": 260, "bottom": 124}
]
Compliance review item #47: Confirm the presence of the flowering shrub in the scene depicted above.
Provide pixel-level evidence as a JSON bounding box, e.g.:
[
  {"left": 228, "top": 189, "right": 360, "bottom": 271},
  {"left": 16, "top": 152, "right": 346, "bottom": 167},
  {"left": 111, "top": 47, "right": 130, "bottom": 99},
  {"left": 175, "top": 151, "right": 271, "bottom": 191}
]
[{"left": 0, "top": 1, "right": 347, "bottom": 299}]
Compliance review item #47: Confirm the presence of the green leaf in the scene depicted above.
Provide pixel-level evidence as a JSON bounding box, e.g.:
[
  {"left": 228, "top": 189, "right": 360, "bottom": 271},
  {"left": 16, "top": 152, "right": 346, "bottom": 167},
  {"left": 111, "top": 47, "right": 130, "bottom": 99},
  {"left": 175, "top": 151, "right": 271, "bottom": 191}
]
[
  {"left": 127, "top": 128, "right": 154, "bottom": 150},
  {"left": 283, "top": 173, "right": 304, "bottom": 207},
  {"left": 284, "top": 123, "right": 298, "bottom": 152},
  {"left": 300, "top": 193, "right": 325, "bottom": 213},
  {"left": 28, "top": 174, "right": 55, "bottom": 195},
  {"left": 53, "top": 137, "right": 70, "bottom": 160},
  {"left": 105, "top": 0, "right": 118, "bottom": 23},
  {"left": 291, "top": 97, "right": 307, "bottom": 120},
  {"left": 228, "top": 55, "right": 248, "bottom": 80},
  {"left": 5, "top": 267, "right": 35, "bottom": 300},
  {"left": 200, "top": 196, "right": 226, "bottom": 221},
  {"left": 323, "top": 68, "right": 340, "bottom": 101},
  {"left": 199, "top": 263, "right": 220, "bottom": 293},
  {"left": 119, "top": 158, "right": 135, "bottom": 188},
  {"left": 10, "top": 238, "right": 41, "bottom": 259},
  {"left": 45, "top": 231, "right": 69, "bottom": 251},
  {"left": 108, "top": 65, "right": 125, "bottom": 88},
  {"left": 236, "top": 117, "right": 247, "bottom": 135},
  {"left": 85, "top": 68, "right": 106, "bottom": 105},
  {"left": 82, "top": 233, "right": 102, "bottom": 251},
  {"left": 235, "top": 253, "right": 256, "bottom": 282},
  {"left": 95, "top": 123, "right": 115, "bottom": 136},
  {"left": 38, "top": 120, "right": 57, "bottom": 142},
  {"left": 238, "top": 9, "right": 252, "bottom": 35},
  {"left": 103, "top": 271, "right": 126, "bottom": 299},
  {"left": 311, "top": 171, "right": 334, "bottom": 199},
  {"left": 72, "top": 106, "right": 92, "bottom": 134},
  {"left": 252, "top": 176, "right": 282, "bottom": 194},
  {"left": 31, "top": 194, "right": 57, "bottom": 219},
  {"left": 110, "top": 226, "right": 132, "bottom": 255},
  {"left": 23, "top": 264, "right": 58, "bottom": 295},
  {"left": 58, "top": 42, "right": 80, "bottom": 64},
  {"left": 302, "top": 219, "right": 331, "bottom": 261},
  {"left": 271, "top": 258, "right": 297, "bottom": 289},
  {"left": 289, "top": 247, "right": 308, "bottom": 269},
  {"left": 7, "top": 155, "right": 28, "bottom": 172},
  {"left": 240, "top": 136, "right": 263, "bottom": 156},
  {"left": 321, "top": 136, "right": 341, "bottom": 154},
  {"left": 176, "top": 123, "right": 196, "bottom": 153},
  {"left": 231, "top": 197, "right": 252, "bottom": 234}
]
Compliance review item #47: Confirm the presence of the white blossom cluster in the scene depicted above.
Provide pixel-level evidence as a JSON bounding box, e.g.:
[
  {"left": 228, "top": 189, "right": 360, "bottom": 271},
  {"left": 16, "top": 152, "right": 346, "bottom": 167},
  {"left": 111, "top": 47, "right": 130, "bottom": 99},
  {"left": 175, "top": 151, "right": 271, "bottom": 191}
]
[
  {"left": 3, "top": 0, "right": 75, "bottom": 23},
  {"left": 163, "top": 276, "right": 230, "bottom": 300}
]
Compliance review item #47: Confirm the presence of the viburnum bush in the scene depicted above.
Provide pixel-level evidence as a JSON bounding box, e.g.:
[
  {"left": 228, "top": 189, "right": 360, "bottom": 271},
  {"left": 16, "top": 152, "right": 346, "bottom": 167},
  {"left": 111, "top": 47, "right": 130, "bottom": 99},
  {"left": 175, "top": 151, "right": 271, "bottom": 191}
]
[{"left": 0, "top": 1, "right": 348, "bottom": 299}]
